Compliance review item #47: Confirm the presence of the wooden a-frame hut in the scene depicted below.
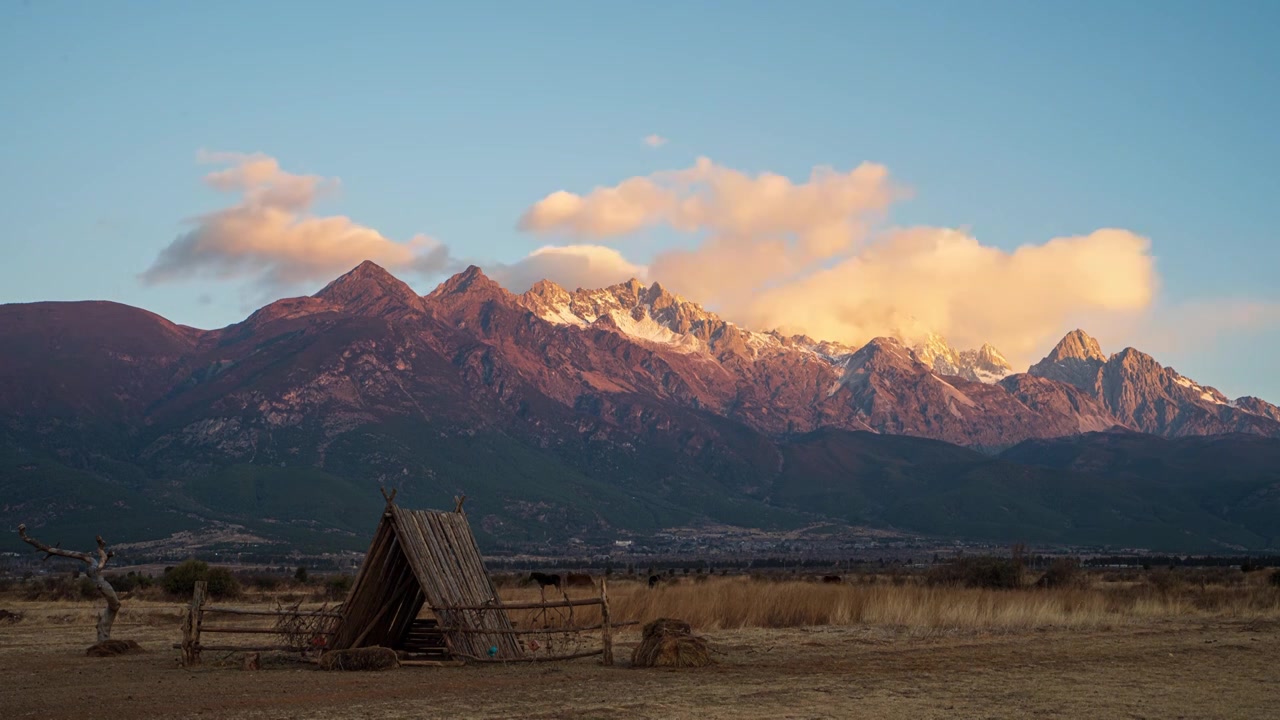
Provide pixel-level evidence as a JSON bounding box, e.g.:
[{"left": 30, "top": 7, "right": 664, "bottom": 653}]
[{"left": 330, "top": 495, "right": 524, "bottom": 661}]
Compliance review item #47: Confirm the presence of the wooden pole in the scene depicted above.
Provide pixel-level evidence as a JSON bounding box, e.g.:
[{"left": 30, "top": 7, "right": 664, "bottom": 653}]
[
  {"left": 182, "top": 580, "right": 208, "bottom": 666},
  {"left": 600, "top": 576, "right": 613, "bottom": 666}
]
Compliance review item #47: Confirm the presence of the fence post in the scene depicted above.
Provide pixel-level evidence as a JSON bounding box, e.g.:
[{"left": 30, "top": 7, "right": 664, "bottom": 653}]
[
  {"left": 600, "top": 576, "right": 613, "bottom": 666},
  {"left": 181, "top": 580, "right": 208, "bottom": 666}
]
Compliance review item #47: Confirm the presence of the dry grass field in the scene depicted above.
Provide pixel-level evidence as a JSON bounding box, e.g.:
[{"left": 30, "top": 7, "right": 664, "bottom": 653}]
[{"left": 2, "top": 572, "right": 1279, "bottom": 719}]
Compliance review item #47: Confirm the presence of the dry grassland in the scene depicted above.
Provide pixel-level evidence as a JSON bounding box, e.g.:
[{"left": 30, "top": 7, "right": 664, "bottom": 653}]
[{"left": 1, "top": 574, "right": 1278, "bottom": 719}]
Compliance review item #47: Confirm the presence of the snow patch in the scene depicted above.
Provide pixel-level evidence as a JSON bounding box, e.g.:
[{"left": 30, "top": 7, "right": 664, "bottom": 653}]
[
  {"left": 540, "top": 305, "right": 588, "bottom": 327},
  {"left": 604, "top": 310, "right": 703, "bottom": 353}
]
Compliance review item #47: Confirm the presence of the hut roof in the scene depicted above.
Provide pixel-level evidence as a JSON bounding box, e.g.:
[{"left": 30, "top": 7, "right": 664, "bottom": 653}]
[{"left": 331, "top": 502, "right": 523, "bottom": 660}]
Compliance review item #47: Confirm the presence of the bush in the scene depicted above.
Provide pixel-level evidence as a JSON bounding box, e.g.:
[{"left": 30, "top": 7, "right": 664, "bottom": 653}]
[
  {"left": 1038, "top": 558, "right": 1085, "bottom": 589},
  {"left": 324, "top": 575, "right": 353, "bottom": 600},
  {"left": 206, "top": 567, "right": 242, "bottom": 599},
  {"left": 1147, "top": 568, "right": 1182, "bottom": 594},
  {"left": 105, "top": 572, "right": 154, "bottom": 594},
  {"left": 294, "top": 566, "right": 309, "bottom": 584},
  {"left": 1270, "top": 570, "right": 1280, "bottom": 588},
  {"left": 163, "top": 559, "right": 208, "bottom": 596},
  {"left": 241, "top": 573, "right": 282, "bottom": 592},
  {"left": 927, "top": 557, "right": 1023, "bottom": 589},
  {"left": 163, "top": 558, "right": 241, "bottom": 599}
]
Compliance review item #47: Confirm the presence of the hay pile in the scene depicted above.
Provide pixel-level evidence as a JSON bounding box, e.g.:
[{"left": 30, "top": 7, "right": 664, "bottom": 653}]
[
  {"left": 85, "top": 639, "right": 144, "bottom": 657},
  {"left": 319, "top": 646, "right": 400, "bottom": 672},
  {"left": 630, "top": 618, "right": 713, "bottom": 668}
]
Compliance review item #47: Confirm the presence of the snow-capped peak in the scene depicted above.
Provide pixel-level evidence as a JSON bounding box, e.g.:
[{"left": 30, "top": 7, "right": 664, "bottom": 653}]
[{"left": 910, "top": 333, "right": 1013, "bottom": 384}]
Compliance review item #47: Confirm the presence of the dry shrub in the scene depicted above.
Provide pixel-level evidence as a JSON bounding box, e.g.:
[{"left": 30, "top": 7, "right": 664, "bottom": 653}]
[
  {"left": 319, "top": 646, "right": 399, "bottom": 671},
  {"left": 1147, "top": 569, "right": 1183, "bottom": 594},
  {"left": 0, "top": 608, "right": 23, "bottom": 624},
  {"left": 273, "top": 601, "right": 339, "bottom": 652},
  {"left": 1038, "top": 558, "right": 1086, "bottom": 589},
  {"left": 927, "top": 557, "right": 1023, "bottom": 589},
  {"left": 85, "top": 639, "right": 144, "bottom": 657},
  {"left": 631, "top": 618, "right": 712, "bottom": 668}
]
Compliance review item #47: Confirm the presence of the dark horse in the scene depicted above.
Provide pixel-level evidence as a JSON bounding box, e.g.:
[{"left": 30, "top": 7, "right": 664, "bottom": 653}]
[{"left": 529, "top": 572, "right": 562, "bottom": 590}]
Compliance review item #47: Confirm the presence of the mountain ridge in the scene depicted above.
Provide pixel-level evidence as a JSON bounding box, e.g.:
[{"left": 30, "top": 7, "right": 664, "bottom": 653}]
[{"left": 3, "top": 261, "right": 1278, "bottom": 553}]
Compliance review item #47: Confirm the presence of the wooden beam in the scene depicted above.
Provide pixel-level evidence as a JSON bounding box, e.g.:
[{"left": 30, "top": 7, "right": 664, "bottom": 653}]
[
  {"left": 203, "top": 606, "right": 343, "bottom": 618},
  {"left": 434, "top": 597, "right": 602, "bottom": 611},
  {"left": 600, "top": 576, "right": 614, "bottom": 666},
  {"left": 400, "top": 659, "right": 465, "bottom": 667},
  {"left": 434, "top": 621, "right": 637, "bottom": 635},
  {"left": 181, "top": 580, "right": 208, "bottom": 666},
  {"left": 201, "top": 627, "right": 336, "bottom": 635},
  {"left": 457, "top": 648, "right": 605, "bottom": 663}
]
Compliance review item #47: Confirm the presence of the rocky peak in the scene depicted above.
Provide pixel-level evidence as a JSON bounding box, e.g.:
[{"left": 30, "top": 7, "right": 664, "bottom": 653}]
[
  {"left": 912, "top": 333, "right": 1013, "bottom": 384},
  {"left": 424, "top": 265, "right": 514, "bottom": 315},
  {"left": 428, "top": 265, "right": 506, "bottom": 299},
  {"left": 525, "top": 278, "right": 570, "bottom": 303},
  {"left": 912, "top": 332, "right": 962, "bottom": 374},
  {"left": 1235, "top": 396, "right": 1280, "bottom": 422},
  {"left": 1029, "top": 330, "right": 1107, "bottom": 391},
  {"left": 313, "top": 260, "right": 426, "bottom": 318},
  {"left": 1047, "top": 330, "right": 1106, "bottom": 363}
]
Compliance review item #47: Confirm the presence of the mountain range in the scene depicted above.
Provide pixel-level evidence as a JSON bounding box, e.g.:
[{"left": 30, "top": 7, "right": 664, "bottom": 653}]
[{"left": 2, "top": 261, "right": 1278, "bottom": 553}]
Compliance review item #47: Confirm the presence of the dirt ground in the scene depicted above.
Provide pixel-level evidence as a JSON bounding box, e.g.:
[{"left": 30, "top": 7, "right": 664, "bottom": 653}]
[{"left": 1, "top": 602, "right": 1276, "bottom": 719}]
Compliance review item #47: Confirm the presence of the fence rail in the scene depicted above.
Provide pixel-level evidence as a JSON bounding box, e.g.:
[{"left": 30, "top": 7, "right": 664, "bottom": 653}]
[
  {"left": 178, "top": 577, "right": 624, "bottom": 667},
  {"left": 179, "top": 581, "right": 338, "bottom": 666}
]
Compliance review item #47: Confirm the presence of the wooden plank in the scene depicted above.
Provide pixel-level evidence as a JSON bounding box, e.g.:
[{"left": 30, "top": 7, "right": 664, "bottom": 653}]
[
  {"left": 434, "top": 598, "right": 603, "bottom": 611},
  {"left": 457, "top": 648, "right": 605, "bottom": 663},
  {"left": 201, "top": 627, "right": 336, "bottom": 635},
  {"left": 181, "top": 580, "right": 208, "bottom": 667},
  {"left": 173, "top": 643, "right": 302, "bottom": 653},
  {"left": 399, "top": 659, "right": 465, "bottom": 667},
  {"left": 435, "top": 621, "right": 635, "bottom": 635},
  {"left": 600, "top": 576, "right": 613, "bottom": 666},
  {"left": 204, "top": 606, "right": 343, "bottom": 618}
]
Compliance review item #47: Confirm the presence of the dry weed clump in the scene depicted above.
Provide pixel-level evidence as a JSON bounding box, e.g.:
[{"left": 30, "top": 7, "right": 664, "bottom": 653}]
[
  {"left": 85, "top": 639, "right": 144, "bottom": 657},
  {"left": 631, "top": 618, "right": 712, "bottom": 668}
]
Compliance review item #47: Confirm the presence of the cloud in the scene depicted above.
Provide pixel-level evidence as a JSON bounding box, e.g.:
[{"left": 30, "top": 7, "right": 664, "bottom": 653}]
[
  {"left": 491, "top": 244, "right": 647, "bottom": 293},
  {"left": 1097, "top": 297, "right": 1280, "bottom": 358},
  {"left": 141, "top": 151, "right": 450, "bottom": 289},
  {"left": 517, "top": 159, "right": 1163, "bottom": 368},
  {"left": 643, "top": 134, "right": 668, "bottom": 148},
  {"left": 742, "top": 227, "right": 1156, "bottom": 367}
]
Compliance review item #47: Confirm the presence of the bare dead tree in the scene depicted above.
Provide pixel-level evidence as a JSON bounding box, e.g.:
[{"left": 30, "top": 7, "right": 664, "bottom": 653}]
[{"left": 17, "top": 524, "right": 121, "bottom": 642}]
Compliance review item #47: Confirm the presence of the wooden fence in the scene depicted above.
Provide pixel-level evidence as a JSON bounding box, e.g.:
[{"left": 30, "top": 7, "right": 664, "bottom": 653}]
[
  {"left": 177, "top": 580, "right": 341, "bottom": 666},
  {"left": 176, "top": 577, "right": 632, "bottom": 667},
  {"left": 439, "top": 578, "right": 633, "bottom": 664}
]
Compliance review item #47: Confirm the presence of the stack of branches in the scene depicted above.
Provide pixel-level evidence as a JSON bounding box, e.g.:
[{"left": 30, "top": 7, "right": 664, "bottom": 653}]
[
  {"left": 319, "top": 646, "right": 400, "bottom": 671},
  {"left": 273, "top": 600, "right": 340, "bottom": 653},
  {"left": 631, "top": 618, "right": 713, "bottom": 668}
]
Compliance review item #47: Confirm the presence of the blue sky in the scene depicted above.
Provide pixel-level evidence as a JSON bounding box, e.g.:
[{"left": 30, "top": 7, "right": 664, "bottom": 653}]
[{"left": 1, "top": 1, "right": 1278, "bottom": 399}]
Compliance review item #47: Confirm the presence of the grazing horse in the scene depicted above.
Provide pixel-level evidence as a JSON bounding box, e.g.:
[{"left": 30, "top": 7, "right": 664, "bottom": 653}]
[
  {"left": 528, "top": 572, "right": 562, "bottom": 591},
  {"left": 648, "top": 574, "right": 661, "bottom": 589},
  {"left": 565, "top": 572, "right": 594, "bottom": 588},
  {"left": 821, "top": 575, "right": 843, "bottom": 584}
]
